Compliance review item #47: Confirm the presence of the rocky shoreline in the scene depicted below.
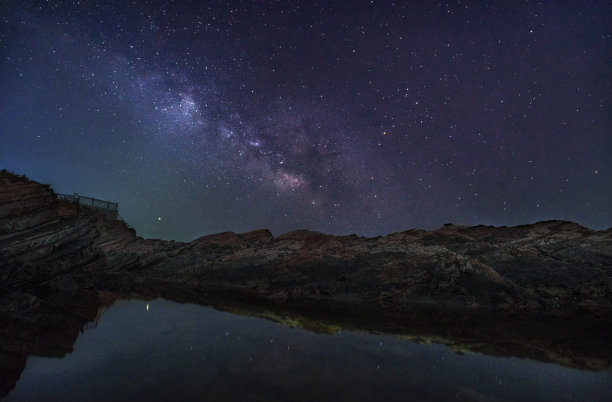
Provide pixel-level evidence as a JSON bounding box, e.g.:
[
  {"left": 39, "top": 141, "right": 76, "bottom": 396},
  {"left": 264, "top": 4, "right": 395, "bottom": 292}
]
[{"left": 1, "top": 170, "right": 611, "bottom": 394}]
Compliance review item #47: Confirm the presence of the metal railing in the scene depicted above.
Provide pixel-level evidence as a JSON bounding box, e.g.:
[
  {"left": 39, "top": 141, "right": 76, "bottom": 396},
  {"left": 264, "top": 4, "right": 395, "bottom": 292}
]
[{"left": 57, "top": 193, "right": 118, "bottom": 211}]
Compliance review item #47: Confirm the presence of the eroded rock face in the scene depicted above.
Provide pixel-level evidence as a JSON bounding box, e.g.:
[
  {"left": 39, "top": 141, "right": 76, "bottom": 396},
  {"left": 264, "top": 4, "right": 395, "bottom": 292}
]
[
  {"left": 3, "top": 170, "right": 612, "bottom": 313},
  {"left": 2, "top": 170, "right": 611, "bottom": 317},
  {"left": 104, "top": 222, "right": 611, "bottom": 318},
  {"left": 0, "top": 170, "right": 611, "bottom": 394}
]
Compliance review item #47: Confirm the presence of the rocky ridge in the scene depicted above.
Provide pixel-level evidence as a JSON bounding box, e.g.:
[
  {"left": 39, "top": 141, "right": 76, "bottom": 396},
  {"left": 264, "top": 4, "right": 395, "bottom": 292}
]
[
  {"left": 3, "top": 170, "right": 610, "bottom": 318},
  {"left": 1, "top": 170, "right": 611, "bottom": 394}
]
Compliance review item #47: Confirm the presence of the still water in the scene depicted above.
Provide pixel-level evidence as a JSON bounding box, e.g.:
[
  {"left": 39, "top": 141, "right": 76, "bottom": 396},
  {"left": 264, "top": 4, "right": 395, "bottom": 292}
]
[{"left": 6, "top": 299, "right": 611, "bottom": 401}]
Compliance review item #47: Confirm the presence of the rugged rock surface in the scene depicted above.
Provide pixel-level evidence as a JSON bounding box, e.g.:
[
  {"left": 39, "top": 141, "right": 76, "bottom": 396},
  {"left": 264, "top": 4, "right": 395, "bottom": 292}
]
[
  {"left": 3, "top": 170, "right": 610, "bottom": 317},
  {"left": 119, "top": 222, "right": 611, "bottom": 316},
  {"left": 1, "top": 170, "right": 611, "bottom": 394}
]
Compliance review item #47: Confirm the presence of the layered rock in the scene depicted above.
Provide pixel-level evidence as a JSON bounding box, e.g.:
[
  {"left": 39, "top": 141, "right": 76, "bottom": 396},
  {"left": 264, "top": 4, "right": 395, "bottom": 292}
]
[
  {"left": 105, "top": 222, "right": 611, "bottom": 318},
  {"left": 0, "top": 171, "right": 107, "bottom": 395},
  {"left": 4, "top": 170, "right": 609, "bottom": 318},
  {"left": 1, "top": 169, "right": 611, "bottom": 394},
  {"left": 2, "top": 170, "right": 612, "bottom": 317}
]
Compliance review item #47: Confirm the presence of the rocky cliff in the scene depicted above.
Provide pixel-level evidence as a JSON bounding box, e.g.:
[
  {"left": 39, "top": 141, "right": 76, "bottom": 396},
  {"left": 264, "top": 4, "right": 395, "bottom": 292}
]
[
  {"left": 1, "top": 170, "right": 611, "bottom": 394},
  {"left": 3, "top": 169, "right": 610, "bottom": 318}
]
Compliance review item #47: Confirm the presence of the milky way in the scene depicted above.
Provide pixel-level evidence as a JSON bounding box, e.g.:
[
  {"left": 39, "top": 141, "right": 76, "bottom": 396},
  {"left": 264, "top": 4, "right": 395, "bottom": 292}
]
[{"left": 1, "top": 1, "right": 610, "bottom": 241}]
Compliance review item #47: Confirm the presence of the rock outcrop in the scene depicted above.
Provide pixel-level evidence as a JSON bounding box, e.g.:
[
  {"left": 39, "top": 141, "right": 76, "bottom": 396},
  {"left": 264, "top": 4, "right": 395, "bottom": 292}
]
[
  {"left": 99, "top": 220, "right": 612, "bottom": 319},
  {"left": 1, "top": 170, "right": 611, "bottom": 394},
  {"left": 4, "top": 170, "right": 610, "bottom": 318}
]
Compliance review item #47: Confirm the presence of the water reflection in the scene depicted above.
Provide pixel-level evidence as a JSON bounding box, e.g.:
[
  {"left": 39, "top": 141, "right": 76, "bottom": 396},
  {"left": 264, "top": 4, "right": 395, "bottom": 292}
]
[{"left": 5, "top": 299, "right": 611, "bottom": 402}]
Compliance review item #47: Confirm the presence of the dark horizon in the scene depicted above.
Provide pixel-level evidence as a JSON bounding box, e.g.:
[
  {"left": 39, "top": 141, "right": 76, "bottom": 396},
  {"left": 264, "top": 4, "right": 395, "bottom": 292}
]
[
  {"left": 1, "top": 1, "right": 610, "bottom": 241},
  {"left": 5, "top": 167, "right": 611, "bottom": 243}
]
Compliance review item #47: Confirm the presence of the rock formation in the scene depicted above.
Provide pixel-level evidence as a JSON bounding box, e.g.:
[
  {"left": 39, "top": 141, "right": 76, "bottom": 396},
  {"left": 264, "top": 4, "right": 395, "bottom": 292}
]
[{"left": 1, "top": 169, "right": 611, "bottom": 394}]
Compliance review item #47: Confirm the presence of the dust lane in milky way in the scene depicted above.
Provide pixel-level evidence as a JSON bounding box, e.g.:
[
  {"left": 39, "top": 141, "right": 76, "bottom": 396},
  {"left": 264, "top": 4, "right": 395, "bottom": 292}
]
[{"left": 1, "top": 1, "right": 610, "bottom": 241}]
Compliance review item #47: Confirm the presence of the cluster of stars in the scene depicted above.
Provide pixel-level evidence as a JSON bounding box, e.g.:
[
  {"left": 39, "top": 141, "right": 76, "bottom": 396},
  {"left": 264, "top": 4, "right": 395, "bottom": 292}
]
[{"left": 1, "top": 0, "right": 609, "bottom": 240}]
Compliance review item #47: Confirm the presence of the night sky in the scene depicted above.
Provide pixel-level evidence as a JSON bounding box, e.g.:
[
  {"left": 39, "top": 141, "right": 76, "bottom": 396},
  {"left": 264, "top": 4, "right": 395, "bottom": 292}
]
[{"left": 1, "top": 1, "right": 610, "bottom": 241}]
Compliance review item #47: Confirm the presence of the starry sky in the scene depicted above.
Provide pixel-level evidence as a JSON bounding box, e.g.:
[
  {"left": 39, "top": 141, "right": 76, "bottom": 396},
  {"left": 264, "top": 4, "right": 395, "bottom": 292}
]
[{"left": 1, "top": 1, "right": 610, "bottom": 241}]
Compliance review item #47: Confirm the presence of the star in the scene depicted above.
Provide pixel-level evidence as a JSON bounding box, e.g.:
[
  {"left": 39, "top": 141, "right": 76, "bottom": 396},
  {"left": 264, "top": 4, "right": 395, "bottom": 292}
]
[{"left": 0, "top": 0, "right": 609, "bottom": 240}]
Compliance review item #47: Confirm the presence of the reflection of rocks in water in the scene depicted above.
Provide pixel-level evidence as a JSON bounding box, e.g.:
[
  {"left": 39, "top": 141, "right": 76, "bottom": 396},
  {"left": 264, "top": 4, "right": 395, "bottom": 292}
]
[
  {"left": 200, "top": 297, "right": 612, "bottom": 372},
  {"left": 1, "top": 170, "right": 612, "bottom": 396},
  {"left": 0, "top": 289, "right": 102, "bottom": 396},
  {"left": 1, "top": 292, "right": 611, "bottom": 398},
  {"left": 456, "top": 388, "right": 492, "bottom": 402},
  {"left": 0, "top": 352, "right": 26, "bottom": 397}
]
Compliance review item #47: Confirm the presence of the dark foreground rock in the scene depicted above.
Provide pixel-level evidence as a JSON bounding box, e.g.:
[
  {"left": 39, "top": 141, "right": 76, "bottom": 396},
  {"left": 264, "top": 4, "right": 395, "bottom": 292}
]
[{"left": 1, "top": 170, "right": 611, "bottom": 394}]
